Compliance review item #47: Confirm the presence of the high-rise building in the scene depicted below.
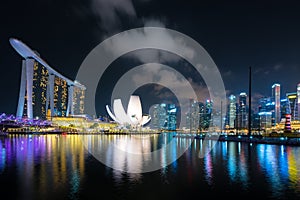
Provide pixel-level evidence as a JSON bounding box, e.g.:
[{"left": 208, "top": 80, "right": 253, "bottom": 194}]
[
  {"left": 53, "top": 76, "right": 68, "bottom": 117},
  {"left": 272, "top": 83, "right": 281, "bottom": 124},
  {"left": 200, "top": 101, "right": 212, "bottom": 131},
  {"left": 258, "top": 111, "right": 272, "bottom": 130},
  {"left": 187, "top": 99, "right": 200, "bottom": 131},
  {"left": 186, "top": 99, "right": 212, "bottom": 131},
  {"left": 280, "top": 99, "right": 290, "bottom": 119},
  {"left": 17, "top": 59, "right": 86, "bottom": 119},
  {"left": 166, "top": 104, "right": 177, "bottom": 131},
  {"left": 258, "top": 97, "right": 275, "bottom": 126},
  {"left": 237, "top": 92, "right": 248, "bottom": 129},
  {"left": 228, "top": 95, "right": 236, "bottom": 128},
  {"left": 150, "top": 104, "right": 167, "bottom": 129},
  {"left": 286, "top": 92, "right": 297, "bottom": 121},
  {"left": 10, "top": 38, "right": 86, "bottom": 119},
  {"left": 150, "top": 103, "right": 177, "bottom": 131},
  {"left": 31, "top": 61, "right": 48, "bottom": 119},
  {"left": 71, "top": 84, "right": 86, "bottom": 115}
]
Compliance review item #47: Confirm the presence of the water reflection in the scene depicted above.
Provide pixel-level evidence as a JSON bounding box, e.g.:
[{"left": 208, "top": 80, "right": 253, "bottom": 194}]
[
  {"left": 0, "top": 134, "right": 300, "bottom": 199},
  {"left": 257, "top": 144, "right": 300, "bottom": 197},
  {"left": 81, "top": 132, "right": 191, "bottom": 174},
  {"left": 195, "top": 139, "right": 300, "bottom": 197},
  {"left": 0, "top": 134, "right": 86, "bottom": 199}
]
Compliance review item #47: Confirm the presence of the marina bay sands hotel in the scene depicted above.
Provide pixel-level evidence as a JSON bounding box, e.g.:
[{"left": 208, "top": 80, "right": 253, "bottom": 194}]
[{"left": 10, "top": 38, "right": 86, "bottom": 120}]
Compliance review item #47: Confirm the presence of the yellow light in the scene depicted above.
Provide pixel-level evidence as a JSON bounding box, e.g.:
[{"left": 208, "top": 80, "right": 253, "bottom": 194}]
[{"left": 288, "top": 95, "right": 297, "bottom": 99}]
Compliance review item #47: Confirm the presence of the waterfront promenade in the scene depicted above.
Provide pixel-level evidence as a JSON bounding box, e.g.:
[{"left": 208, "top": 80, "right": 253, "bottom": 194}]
[
  {"left": 2, "top": 125, "right": 300, "bottom": 146},
  {"left": 174, "top": 132, "right": 300, "bottom": 146},
  {"left": 217, "top": 134, "right": 300, "bottom": 146}
]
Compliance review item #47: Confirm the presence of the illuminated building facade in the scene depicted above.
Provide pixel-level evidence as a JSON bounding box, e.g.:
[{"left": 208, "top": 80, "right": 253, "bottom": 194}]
[
  {"left": 165, "top": 104, "right": 177, "bottom": 131},
  {"left": 69, "top": 84, "right": 86, "bottom": 116},
  {"left": 10, "top": 38, "right": 86, "bottom": 119},
  {"left": 106, "top": 95, "right": 151, "bottom": 128},
  {"left": 150, "top": 104, "right": 167, "bottom": 130},
  {"left": 237, "top": 92, "right": 248, "bottom": 129},
  {"left": 53, "top": 76, "right": 68, "bottom": 117},
  {"left": 258, "top": 97, "right": 275, "bottom": 126},
  {"left": 186, "top": 99, "right": 212, "bottom": 131},
  {"left": 150, "top": 103, "right": 177, "bottom": 131},
  {"left": 24, "top": 61, "right": 48, "bottom": 119},
  {"left": 286, "top": 92, "right": 297, "bottom": 121},
  {"left": 202, "top": 100, "right": 213, "bottom": 130},
  {"left": 272, "top": 83, "right": 281, "bottom": 124},
  {"left": 258, "top": 111, "right": 272, "bottom": 130},
  {"left": 228, "top": 94, "right": 236, "bottom": 128},
  {"left": 280, "top": 99, "right": 289, "bottom": 119},
  {"left": 17, "top": 59, "right": 86, "bottom": 119},
  {"left": 186, "top": 99, "right": 200, "bottom": 131},
  {"left": 284, "top": 114, "right": 292, "bottom": 132}
]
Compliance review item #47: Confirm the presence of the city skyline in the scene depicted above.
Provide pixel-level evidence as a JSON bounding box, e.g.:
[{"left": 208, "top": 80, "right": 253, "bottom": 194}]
[
  {"left": 1, "top": 2, "right": 300, "bottom": 199},
  {"left": 1, "top": 0, "right": 300, "bottom": 117}
]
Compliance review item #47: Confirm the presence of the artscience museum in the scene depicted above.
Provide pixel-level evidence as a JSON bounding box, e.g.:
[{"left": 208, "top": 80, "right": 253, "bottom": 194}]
[{"left": 106, "top": 95, "right": 151, "bottom": 128}]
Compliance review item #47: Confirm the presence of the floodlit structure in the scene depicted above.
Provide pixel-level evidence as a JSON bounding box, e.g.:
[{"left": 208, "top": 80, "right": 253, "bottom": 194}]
[
  {"left": 10, "top": 38, "right": 86, "bottom": 119},
  {"left": 272, "top": 83, "right": 281, "bottom": 124},
  {"left": 106, "top": 95, "right": 151, "bottom": 128}
]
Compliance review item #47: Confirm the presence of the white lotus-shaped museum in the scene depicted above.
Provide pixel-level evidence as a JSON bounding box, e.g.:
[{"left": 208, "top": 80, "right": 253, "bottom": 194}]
[{"left": 106, "top": 95, "right": 151, "bottom": 127}]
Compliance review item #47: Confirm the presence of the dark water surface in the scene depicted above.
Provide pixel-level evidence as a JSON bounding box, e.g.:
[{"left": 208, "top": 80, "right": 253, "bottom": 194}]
[{"left": 0, "top": 133, "right": 300, "bottom": 200}]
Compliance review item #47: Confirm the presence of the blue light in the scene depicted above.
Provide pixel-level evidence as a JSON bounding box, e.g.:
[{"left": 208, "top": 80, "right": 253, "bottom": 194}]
[{"left": 169, "top": 108, "right": 177, "bottom": 113}]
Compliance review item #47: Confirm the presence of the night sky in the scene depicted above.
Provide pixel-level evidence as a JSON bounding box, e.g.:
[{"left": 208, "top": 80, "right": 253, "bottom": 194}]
[{"left": 1, "top": 0, "right": 300, "bottom": 117}]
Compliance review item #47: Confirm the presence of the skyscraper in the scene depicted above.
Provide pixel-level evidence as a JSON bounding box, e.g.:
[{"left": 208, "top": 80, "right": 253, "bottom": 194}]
[
  {"left": 186, "top": 99, "right": 212, "bottom": 131},
  {"left": 166, "top": 104, "right": 177, "bottom": 131},
  {"left": 228, "top": 94, "right": 236, "bottom": 128},
  {"left": 187, "top": 99, "right": 200, "bottom": 131},
  {"left": 150, "top": 103, "right": 177, "bottom": 131},
  {"left": 10, "top": 38, "right": 86, "bottom": 119},
  {"left": 272, "top": 83, "right": 281, "bottom": 124},
  {"left": 258, "top": 112, "right": 272, "bottom": 130},
  {"left": 150, "top": 104, "right": 167, "bottom": 129},
  {"left": 237, "top": 92, "right": 247, "bottom": 129},
  {"left": 258, "top": 96, "right": 275, "bottom": 126},
  {"left": 286, "top": 92, "right": 297, "bottom": 121},
  {"left": 280, "top": 99, "right": 289, "bottom": 119},
  {"left": 17, "top": 59, "right": 86, "bottom": 119}
]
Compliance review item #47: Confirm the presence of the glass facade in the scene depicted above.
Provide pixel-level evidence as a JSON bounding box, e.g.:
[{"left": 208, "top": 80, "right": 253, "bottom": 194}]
[
  {"left": 237, "top": 92, "right": 248, "bottom": 129},
  {"left": 186, "top": 99, "right": 212, "bottom": 132},
  {"left": 18, "top": 59, "right": 85, "bottom": 119},
  {"left": 228, "top": 94, "right": 236, "bottom": 128},
  {"left": 166, "top": 104, "right": 177, "bottom": 131},
  {"left": 150, "top": 103, "right": 177, "bottom": 131},
  {"left": 272, "top": 83, "right": 281, "bottom": 124},
  {"left": 150, "top": 104, "right": 167, "bottom": 129},
  {"left": 286, "top": 92, "right": 297, "bottom": 121},
  {"left": 53, "top": 76, "right": 68, "bottom": 117}
]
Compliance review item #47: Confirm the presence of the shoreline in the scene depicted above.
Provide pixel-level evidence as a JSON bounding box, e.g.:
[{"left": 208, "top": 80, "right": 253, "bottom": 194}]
[
  {"left": 1, "top": 131, "right": 162, "bottom": 135},
  {"left": 194, "top": 134, "right": 300, "bottom": 146},
  {"left": 2, "top": 131, "right": 300, "bottom": 146}
]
